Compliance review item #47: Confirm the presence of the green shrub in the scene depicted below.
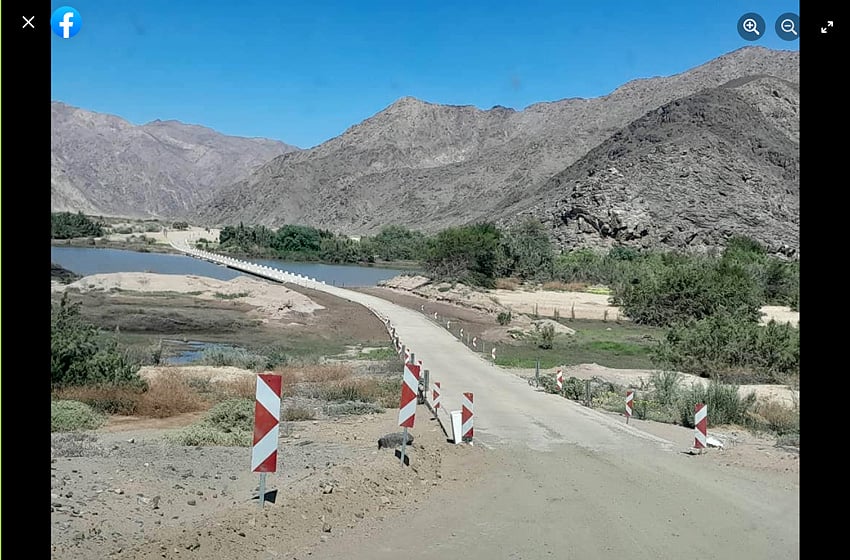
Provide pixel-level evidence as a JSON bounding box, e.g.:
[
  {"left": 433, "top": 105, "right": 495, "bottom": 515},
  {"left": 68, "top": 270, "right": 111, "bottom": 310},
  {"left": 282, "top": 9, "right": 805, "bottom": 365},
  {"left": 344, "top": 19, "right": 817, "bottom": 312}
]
[
  {"left": 611, "top": 257, "right": 762, "bottom": 327},
  {"left": 166, "top": 424, "right": 252, "bottom": 447},
  {"left": 676, "top": 381, "right": 757, "bottom": 428},
  {"left": 199, "top": 346, "right": 266, "bottom": 371},
  {"left": 51, "top": 212, "right": 105, "bottom": 239},
  {"left": 205, "top": 398, "right": 255, "bottom": 433},
  {"left": 650, "top": 371, "right": 682, "bottom": 406},
  {"left": 51, "top": 400, "right": 107, "bottom": 432},
  {"left": 652, "top": 315, "right": 799, "bottom": 383},
  {"left": 167, "top": 398, "right": 256, "bottom": 447},
  {"left": 538, "top": 324, "right": 555, "bottom": 349},
  {"left": 51, "top": 294, "right": 145, "bottom": 389},
  {"left": 497, "top": 311, "right": 512, "bottom": 326}
]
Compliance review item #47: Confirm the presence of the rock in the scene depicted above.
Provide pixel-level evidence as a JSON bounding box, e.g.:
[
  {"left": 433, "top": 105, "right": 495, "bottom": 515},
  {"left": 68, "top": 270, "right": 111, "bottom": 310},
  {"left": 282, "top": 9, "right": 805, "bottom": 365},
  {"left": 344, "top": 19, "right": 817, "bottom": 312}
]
[
  {"left": 322, "top": 523, "right": 332, "bottom": 533},
  {"left": 380, "top": 496, "right": 391, "bottom": 505},
  {"left": 377, "top": 432, "right": 414, "bottom": 450},
  {"left": 187, "top": 499, "right": 197, "bottom": 506},
  {"left": 354, "top": 512, "right": 364, "bottom": 519},
  {"left": 127, "top": 438, "right": 135, "bottom": 444},
  {"left": 322, "top": 485, "right": 334, "bottom": 495}
]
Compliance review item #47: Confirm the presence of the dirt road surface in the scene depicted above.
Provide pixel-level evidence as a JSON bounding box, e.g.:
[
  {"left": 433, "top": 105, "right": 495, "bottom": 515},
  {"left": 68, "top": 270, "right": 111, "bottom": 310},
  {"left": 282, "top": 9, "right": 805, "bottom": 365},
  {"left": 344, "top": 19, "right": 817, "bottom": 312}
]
[{"left": 275, "top": 285, "right": 800, "bottom": 559}]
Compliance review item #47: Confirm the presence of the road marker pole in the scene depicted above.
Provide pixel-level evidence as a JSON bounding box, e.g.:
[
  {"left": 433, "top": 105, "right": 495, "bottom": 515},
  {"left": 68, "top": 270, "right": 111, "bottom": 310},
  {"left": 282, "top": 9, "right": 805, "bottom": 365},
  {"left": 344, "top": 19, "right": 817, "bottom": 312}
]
[
  {"left": 556, "top": 368, "right": 564, "bottom": 394},
  {"left": 252, "top": 373, "right": 282, "bottom": 508},
  {"left": 625, "top": 390, "right": 634, "bottom": 424},
  {"left": 398, "top": 354, "right": 420, "bottom": 466},
  {"left": 432, "top": 381, "right": 441, "bottom": 418},
  {"left": 694, "top": 403, "right": 707, "bottom": 454},
  {"left": 462, "top": 392, "right": 474, "bottom": 444}
]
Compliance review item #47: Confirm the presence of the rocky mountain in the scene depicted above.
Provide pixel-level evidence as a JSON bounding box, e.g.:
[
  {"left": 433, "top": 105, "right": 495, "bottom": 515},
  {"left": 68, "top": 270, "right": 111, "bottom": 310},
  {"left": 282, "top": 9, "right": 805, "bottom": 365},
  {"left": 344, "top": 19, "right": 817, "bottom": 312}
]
[
  {"left": 51, "top": 102, "right": 299, "bottom": 218},
  {"left": 197, "top": 46, "right": 798, "bottom": 254},
  {"left": 505, "top": 75, "right": 799, "bottom": 256}
]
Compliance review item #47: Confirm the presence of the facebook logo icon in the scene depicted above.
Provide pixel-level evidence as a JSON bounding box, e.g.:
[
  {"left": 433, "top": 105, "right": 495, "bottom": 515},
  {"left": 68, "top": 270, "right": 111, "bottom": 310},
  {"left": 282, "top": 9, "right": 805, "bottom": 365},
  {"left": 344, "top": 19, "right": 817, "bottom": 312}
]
[{"left": 51, "top": 6, "right": 82, "bottom": 39}]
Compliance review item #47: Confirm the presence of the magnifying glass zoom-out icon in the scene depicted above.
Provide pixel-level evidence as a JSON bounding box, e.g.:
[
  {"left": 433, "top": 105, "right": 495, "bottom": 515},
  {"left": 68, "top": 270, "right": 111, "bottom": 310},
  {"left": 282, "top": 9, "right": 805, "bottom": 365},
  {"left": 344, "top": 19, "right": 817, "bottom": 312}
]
[
  {"left": 743, "top": 18, "right": 760, "bottom": 35},
  {"left": 781, "top": 19, "right": 797, "bottom": 35}
]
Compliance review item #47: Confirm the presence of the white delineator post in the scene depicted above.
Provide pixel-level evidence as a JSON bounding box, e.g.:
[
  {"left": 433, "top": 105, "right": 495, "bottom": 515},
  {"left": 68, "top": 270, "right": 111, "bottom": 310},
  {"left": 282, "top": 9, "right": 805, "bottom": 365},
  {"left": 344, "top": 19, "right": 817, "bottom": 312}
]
[
  {"left": 625, "top": 390, "right": 634, "bottom": 424},
  {"left": 432, "top": 382, "right": 441, "bottom": 418},
  {"left": 694, "top": 403, "right": 707, "bottom": 452},
  {"left": 556, "top": 368, "right": 564, "bottom": 393},
  {"left": 491, "top": 347, "right": 496, "bottom": 361},
  {"left": 398, "top": 357, "right": 420, "bottom": 466},
  {"left": 252, "top": 373, "right": 282, "bottom": 508},
  {"left": 472, "top": 337, "right": 477, "bottom": 349},
  {"left": 462, "top": 392, "right": 474, "bottom": 444}
]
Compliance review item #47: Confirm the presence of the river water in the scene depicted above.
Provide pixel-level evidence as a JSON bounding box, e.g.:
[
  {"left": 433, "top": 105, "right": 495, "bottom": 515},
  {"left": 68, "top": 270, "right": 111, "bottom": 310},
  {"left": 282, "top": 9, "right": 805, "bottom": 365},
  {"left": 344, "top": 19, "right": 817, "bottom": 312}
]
[{"left": 51, "top": 247, "right": 407, "bottom": 287}]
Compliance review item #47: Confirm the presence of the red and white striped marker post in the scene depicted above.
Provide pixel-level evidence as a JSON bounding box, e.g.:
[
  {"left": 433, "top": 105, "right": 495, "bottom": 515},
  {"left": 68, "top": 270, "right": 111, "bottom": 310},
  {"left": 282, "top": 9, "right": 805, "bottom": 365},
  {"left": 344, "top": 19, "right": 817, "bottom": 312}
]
[
  {"left": 447, "top": 320, "right": 451, "bottom": 330},
  {"left": 556, "top": 368, "right": 564, "bottom": 393},
  {"left": 459, "top": 328, "right": 463, "bottom": 339},
  {"left": 625, "top": 390, "right": 634, "bottom": 424},
  {"left": 462, "top": 392, "right": 474, "bottom": 444},
  {"left": 491, "top": 347, "right": 496, "bottom": 361},
  {"left": 432, "top": 382, "right": 441, "bottom": 417},
  {"left": 434, "top": 312, "right": 438, "bottom": 320},
  {"left": 472, "top": 336, "right": 477, "bottom": 349},
  {"left": 252, "top": 373, "right": 282, "bottom": 508},
  {"left": 397, "top": 356, "right": 420, "bottom": 466},
  {"left": 694, "top": 403, "right": 707, "bottom": 453}
]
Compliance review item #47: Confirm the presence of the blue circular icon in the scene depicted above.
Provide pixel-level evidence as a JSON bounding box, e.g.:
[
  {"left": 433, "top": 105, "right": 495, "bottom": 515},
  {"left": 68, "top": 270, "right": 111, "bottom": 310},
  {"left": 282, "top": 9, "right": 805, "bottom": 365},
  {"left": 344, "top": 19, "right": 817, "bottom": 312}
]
[
  {"left": 51, "top": 6, "right": 82, "bottom": 39},
  {"left": 738, "top": 13, "right": 765, "bottom": 41},
  {"left": 775, "top": 13, "right": 799, "bottom": 41}
]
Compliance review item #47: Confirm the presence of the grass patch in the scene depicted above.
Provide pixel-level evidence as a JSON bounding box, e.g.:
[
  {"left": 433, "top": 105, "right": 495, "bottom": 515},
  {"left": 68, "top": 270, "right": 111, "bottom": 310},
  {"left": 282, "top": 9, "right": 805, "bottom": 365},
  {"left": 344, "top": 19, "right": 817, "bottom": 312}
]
[
  {"left": 585, "top": 285, "right": 612, "bottom": 295},
  {"left": 585, "top": 340, "right": 649, "bottom": 356},
  {"left": 495, "top": 319, "right": 662, "bottom": 369},
  {"left": 213, "top": 291, "right": 250, "bottom": 299},
  {"left": 353, "top": 346, "right": 398, "bottom": 361},
  {"left": 51, "top": 400, "right": 107, "bottom": 432}
]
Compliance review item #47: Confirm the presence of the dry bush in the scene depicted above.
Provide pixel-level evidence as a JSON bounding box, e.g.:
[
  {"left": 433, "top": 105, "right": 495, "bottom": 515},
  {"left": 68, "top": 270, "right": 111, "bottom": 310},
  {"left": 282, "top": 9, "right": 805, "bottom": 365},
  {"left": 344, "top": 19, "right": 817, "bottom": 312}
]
[
  {"left": 136, "top": 371, "right": 209, "bottom": 418},
  {"left": 217, "top": 375, "right": 257, "bottom": 399},
  {"left": 282, "top": 405, "right": 316, "bottom": 421},
  {"left": 53, "top": 385, "right": 142, "bottom": 415},
  {"left": 542, "top": 281, "right": 588, "bottom": 292},
  {"left": 495, "top": 277, "right": 521, "bottom": 290},
  {"left": 748, "top": 398, "right": 799, "bottom": 435}
]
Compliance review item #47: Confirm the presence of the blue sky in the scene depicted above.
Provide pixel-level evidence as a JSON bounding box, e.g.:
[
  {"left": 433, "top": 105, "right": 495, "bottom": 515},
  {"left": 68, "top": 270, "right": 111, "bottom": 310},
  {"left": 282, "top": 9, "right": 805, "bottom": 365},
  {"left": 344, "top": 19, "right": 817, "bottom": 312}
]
[{"left": 51, "top": 0, "right": 799, "bottom": 148}]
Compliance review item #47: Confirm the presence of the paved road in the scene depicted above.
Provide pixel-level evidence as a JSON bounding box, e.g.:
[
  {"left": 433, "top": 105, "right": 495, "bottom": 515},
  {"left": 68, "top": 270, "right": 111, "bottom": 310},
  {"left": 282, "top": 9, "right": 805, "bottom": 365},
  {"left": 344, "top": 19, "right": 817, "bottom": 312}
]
[{"left": 174, "top": 245, "right": 800, "bottom": 559}]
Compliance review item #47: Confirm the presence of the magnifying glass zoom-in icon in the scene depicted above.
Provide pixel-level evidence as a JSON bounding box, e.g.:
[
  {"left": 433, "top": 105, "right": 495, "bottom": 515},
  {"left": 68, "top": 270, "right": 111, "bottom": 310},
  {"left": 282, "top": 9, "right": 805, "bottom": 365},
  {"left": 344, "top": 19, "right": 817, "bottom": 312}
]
[{"left": 743, "top": 18, "right": 760, "bottom": 35}]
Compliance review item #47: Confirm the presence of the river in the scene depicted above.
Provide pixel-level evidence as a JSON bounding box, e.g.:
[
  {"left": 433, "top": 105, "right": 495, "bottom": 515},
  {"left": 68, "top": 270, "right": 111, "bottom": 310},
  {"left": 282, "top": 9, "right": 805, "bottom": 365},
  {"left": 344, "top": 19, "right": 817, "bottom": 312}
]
[{"left": 51, "top": 247, "right": 408, "bottom": 287}]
